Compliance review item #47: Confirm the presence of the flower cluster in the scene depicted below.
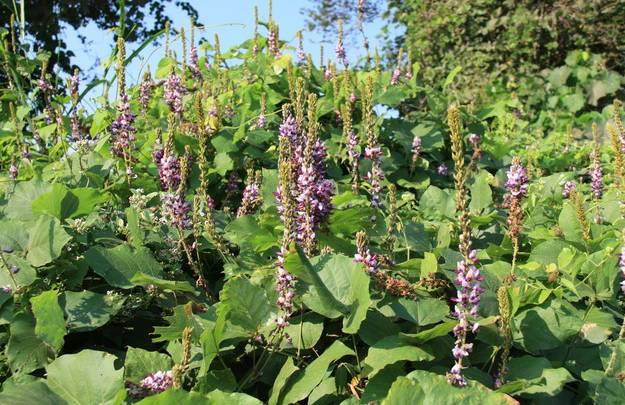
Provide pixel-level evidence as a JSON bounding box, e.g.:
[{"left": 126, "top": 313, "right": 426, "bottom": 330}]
[
  {"left": 275, "top": 246, "right": 296, "bottom": 329},
  {"left": 590, "top": 151, "right": 603, "bottom": 200},
  {"left": 164, "top": 71, "right": 185, "bottom": 114},
  {"left": 162, "top": 192, "right": 192, "bottom": 229},
  {"left": 390, "top": 67, "right": 401, "bottom": 85},
  {"left": 562, "top": 180, "right": 576, "bottom": 198},
  {"left": 157, "top": 153, "right": 181, "bottom": 191},
  {"left": 268, "top": 27, "right": 280, "bottom": 57},
  {"left": 354, "top": 231, "right": 379, "bottom": 273},
  {"left": 8, "top": 163, "right": 17, "bottom": 179},
  {"left": 505, "top": 159, "right": 529, "bottom": 200},
  {"left": 110, "top": 94, "right": 136, "bottom": 158},
  {"left": 335, "top": 22, "right": 347, "bottom": 67},
  {"left": 237, "top": 172, "right": 262, "bottom": 217},
  {"left": 139, "top": 74, "right": 153, "bottom": 112},
  {"left": 437, "top": 163, "right": 448, "bottom": 176},
  {"left": 128, "top": 370, "right": 173, "bottom": 398},
  {"left": 448, "top": 250, "right": 483, "bottom": 387},
  {"left": 347, "top": 130, "right": 360, "bottom": 162},
  {"left": 364, "top": 145, "right": 384, "bottom": 207},
  {"left": 188, "top": 45, "right": 200, "bottom": 77},
  {"left": 468, "top": 133, "right": 480, "bottom": 150}
]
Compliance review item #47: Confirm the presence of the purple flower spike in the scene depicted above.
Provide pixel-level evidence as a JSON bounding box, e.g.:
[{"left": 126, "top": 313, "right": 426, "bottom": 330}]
[
  {"left": 164, "top": 71, "right": 185, "bottom": 114},
  {"left": 163, "top": 193, "right": 192, "bottom": 229},
  {"left": 505, "top": 160, "right": 529, "bottom": 199},
  {"left": 590, "top": 152, "right": 603, "bottom": 200},
  {"left": 448, "top": 251, "right": 483, "bottom": 386},
  {"left": 110, "top": 94, "right": 136, "bottom": 158},
  {"left": 390, "top": 67, "right": 401, "bottom": 85},
  {"left": 140, "top": 370, "right": 173, "bottom": 394},
  {"left": 562, "top": 180, "right": 576, "bottom": 198}
]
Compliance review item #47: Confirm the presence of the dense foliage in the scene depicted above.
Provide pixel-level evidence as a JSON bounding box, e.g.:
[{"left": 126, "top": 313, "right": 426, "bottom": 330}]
[
  {"left": 305, "top": 0, "right": 625, "bottom": 105},
  {"left": 1, "top": 5, "right": 625, "bottom": 405}
]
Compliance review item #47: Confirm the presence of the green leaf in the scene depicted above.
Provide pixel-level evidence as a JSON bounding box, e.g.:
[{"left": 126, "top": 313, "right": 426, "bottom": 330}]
[
  {"left": 0, "top": 255, "right": 36, "bottom": 288},
  {"left": 70, "top": 187, "right": 109, "bottom": 217},
  {"left": 45, "top": 350, "right": 124, "bottom": 405},
  {"left": 558, "top": 202, "right": 584, "bottom": 243},
  {"left": 288, "top": 251, "right": 370, "bottom": 333},
  {"left": 130, "top": 273, "right": 197, "bottom": 292},
  {"left": 443, "top": 66, "right": 463, "bottom": 89},
  {"left": 31, "top": 290, "right": 66, "bottom": 352},
  {"left": 280, "top": 312, "right": 324, "bottom": 350},
  {"left": 0, "top": 381, "right": 65, "bottom": 405},
  {"left": 5, "top": 180, "right": 52, "bottom": 221},
  {"left": 401, "top": 320, "right": 458, "bottom": 344},
  {"left": 84, "top": 244, "right": 164, "bottom": 288},
  {"left": 363, "top": 336, "right": 434, "bottom": 377},
  {"left": 389, "top": 298, "right": 450, "bottom": 326},
  {"left": 506, "top": 356, "right": 574, "bottom": 396},
  {"left": 155, "top": 57, "right": 177, "bottom": 79},
  {"left": 199, "top": 304, "right": 226, "bottom": 375},
  {"left": 383, "top": 376, "right": 425, "bottom": 404},
  {"left": 280, "top": 341, "right": 355, "bottom": 405},
  {"left": 361, "top": 363, "right": 405, "bottom": 404},
  {"left": 124, "top": 347, "right": 173, "bottom": 384},
  {"left": 469, "top": 172, "right": 493, "bottom": 212},
  {"left": 26, "top": 215, "right": 72, "bottom": 267},
  {"left": 595, "top": 376, "right": 625, "bottom": 404},
  {"left": 514, "top": 299, "right": 583, "bottom": 353},
  {"left": 528, "top": 240, "right": 571, "bottom": 265},
  {"left": 220, "top": 277, "right": 274, "bottom": 332},
  {"left": 90, "top": 109, "right": 112, "bottom": 136},
  {"left": 563, "top": 92, "right": 585, "bottom": 113},
  {"left": 32, "top": 183, "right": 77, "bottom": 220},
  {"left": 214, "top": 152, "right": 234, "bottom": 176},
  {"left": 6, "top": 312, "right": 54, "bottom": 374},
  {"left": 224, "top": 216, "right": 279, "bottom": 252},
  {"left": 268, "top": 358, "right": 299, "bottom": 405},
  {"left": 420, "top": 186, "right": 455, "bottom": 218},
  {"left": 420, "top": 252, "right": 438, "bottom": 278},
  {"left": 61, "top": 290, "right": 125, "bottom": 332}
]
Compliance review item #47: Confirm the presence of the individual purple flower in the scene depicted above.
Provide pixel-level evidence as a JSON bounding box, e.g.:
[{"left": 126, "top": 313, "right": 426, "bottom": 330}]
[
  {"left": 9, "top": 163, "right": 18, "bottom": 179},
  {"left": 279, "top": 114, "right": 298, "bottom": 140},
  {"left": 590, "top": 152, "right": 603, "bottom": 200},
  {"left": 324, "top": 67, "right": 333, "bottom": 81},
  {"left": 437, "top": 163, "right": 449, "bottom": 176},
  {"left": 619, "top": 246, "right": 625, "bottom": 295},
  {"left": 164, "top": 71, "right": 185, "bottom": 114},
  {"left": 562, "top": 180, "right": 576, "bottom": 198},
  {"left": 110, "top": 94, "right": 136, "bottom": 158},
  {"left": 140, "top": 370, "right": 173, "bottom": 394},
  {"left": 468, "top": 133, "right": 480, "bottom": 150},
  {"left": 505, "top": 160, "right": 529, "bottom": 199},
  {"left": 163, "top": 192, "right": 192, "bottom": 229},
  {"left": 390, "top": 67, "right": 401, "bottom": 85},
  {"left": 448, "top": 250, "right": 483, "bottom": 386},
  {"left": 297, "top": 44, "right": 306, "bottom": 65}
]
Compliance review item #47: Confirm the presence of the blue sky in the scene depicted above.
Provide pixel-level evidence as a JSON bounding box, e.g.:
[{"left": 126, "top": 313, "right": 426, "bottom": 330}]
[{"left": 64, "top": 0, "right": 393, "bottom": 90}]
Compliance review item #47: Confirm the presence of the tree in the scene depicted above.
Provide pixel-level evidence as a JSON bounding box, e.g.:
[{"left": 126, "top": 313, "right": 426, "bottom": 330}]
[{"left": 0, "top": 0, "right": 198, "bottom": 73}]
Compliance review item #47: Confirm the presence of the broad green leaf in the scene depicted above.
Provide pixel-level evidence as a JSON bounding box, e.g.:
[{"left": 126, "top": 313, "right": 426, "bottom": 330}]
[
  {"left": 61, "top": 290, "right": 125, "bottom": 332},
  {"left": 469, "top": 172, "right": 493, "bottom": 212},
  {"left": 383, "top": 376, "right": 425, "bottom": 404},
  {"left": 281, "top": 312, "right": 324, "bottom": 350},
  {"left": 528, "top": 240, "right": 570, "bottom": 265},
  {"left": 280, "top": 341, "right": 355, "bottom": 405},
  {"left": 45, "top": 350, "right": 124, "bottom": 405},
  {"left": 131, "top": 273, "right": 197, "bottom": 292},
  {"left": 26, "top": 215, "right": 72, "bottom": 267},
  {"left": 506, "top": 356, "right": 574, "bottom": 396},
  {"left": 5, "top": 180, "right": 52, "bottom": 220},
  {"left": 199, "top": 304, "right": 226, "bottom": 375},
  {"left": 224, "top": 216, "right": 279, "bottom": 252},
  {"left": 31, "top": 290, "right": 66, "bottom": 352},
  {"left": 220, "top": 277, "right": 274, "bottom": 332},
  {"left": 389, "top": 298, "right": 450, "bottom": 326},
  {"left": 420, "top": 252, "right": 438, "bottom": 278},
  {"left": 268, "top": 357, "right": 300, "bottom": 405},
  {"left": 84, "top": 244, "right": 164, "bottom": 288},
  {"left": 6, "top": 312, "right": 54, "bottom": 374},
  {"left": 155, "top": 57, "right": 177, "bottom": 79},
  {"left": 363, "top": 336, "right": 434, "bottom": 377},
  {"left": 558, "top": 202, "right": 584, "bottom": 243},
  {"left": 0, "top": 381, "right": 65, "bottom": 405},
  {"left": 32, "top": 183, "right": 77, "bottom": 220},
  {"left": 0, "top": 256, "right": 37, "bottom": 288},
  {"left": 595, "top": 376, "right": 625, "bottom": 404},
  {"left": 124, "top": 347, "right": 173, "bottom": 384},
  {"left": 361, "top": 363, "right": 405, "bottom": 404}
]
